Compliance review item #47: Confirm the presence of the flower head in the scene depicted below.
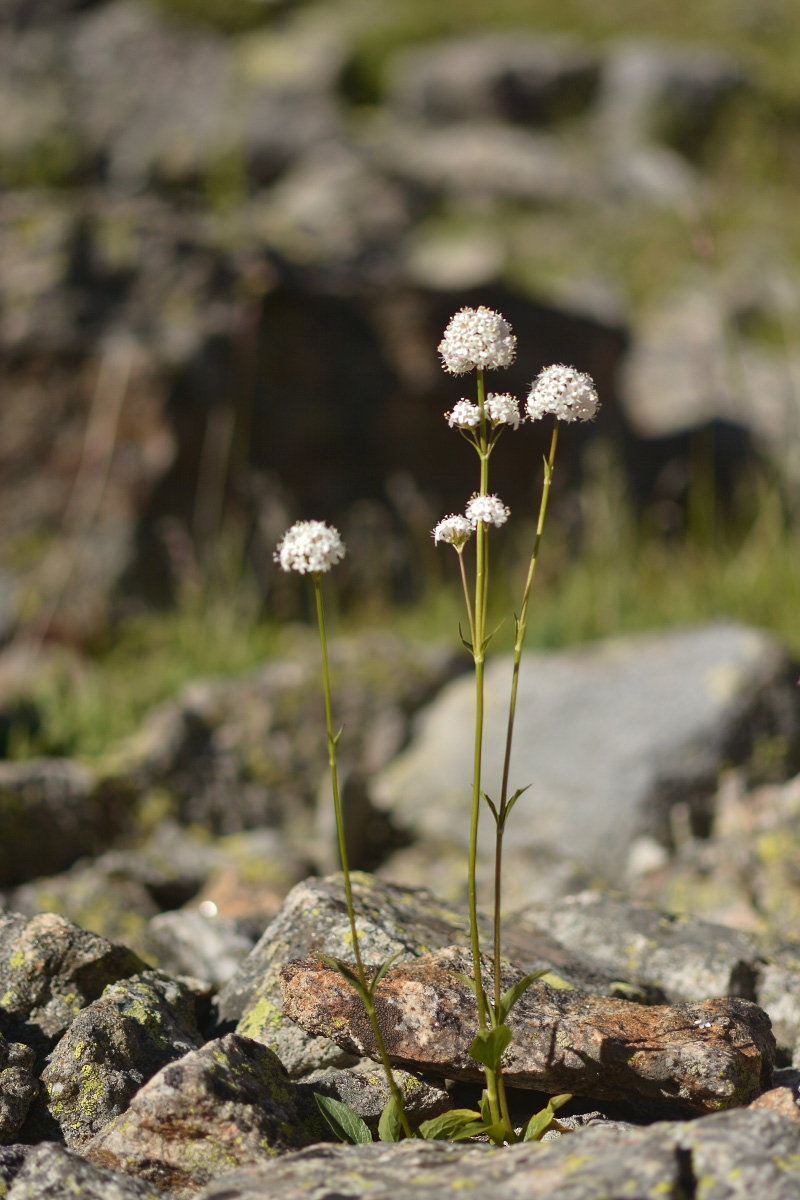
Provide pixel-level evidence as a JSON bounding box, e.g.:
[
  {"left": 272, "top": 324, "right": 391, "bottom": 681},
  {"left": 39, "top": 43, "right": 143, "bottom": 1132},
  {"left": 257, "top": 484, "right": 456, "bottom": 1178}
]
[
  {"left": 274, "top": 520, "right": 346, "bottom": 574},
  {"left": 439, "top": 306, "right": 516, "bottom": 375},
  {"left": 432, "top": 514, "right": 473, "bottom": 547},
  {"left": 526, "top": 365, "right": 599, "bottom": 423},
  {"left": 484, "top": 393, "right": 520, "bottom": 429},
  {"left": 465, "top": 493, "right": 510, "bottom": 529},
  {"left": 446, "top": 400, "right": 481, "bottom": 428}
]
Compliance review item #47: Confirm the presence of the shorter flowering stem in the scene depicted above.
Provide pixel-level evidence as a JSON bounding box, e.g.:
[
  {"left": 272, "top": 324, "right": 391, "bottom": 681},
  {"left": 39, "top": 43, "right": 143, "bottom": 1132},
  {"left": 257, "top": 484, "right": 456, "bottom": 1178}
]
[{"left": 313, "top": 575, "right": 413, "bottom": 1141}]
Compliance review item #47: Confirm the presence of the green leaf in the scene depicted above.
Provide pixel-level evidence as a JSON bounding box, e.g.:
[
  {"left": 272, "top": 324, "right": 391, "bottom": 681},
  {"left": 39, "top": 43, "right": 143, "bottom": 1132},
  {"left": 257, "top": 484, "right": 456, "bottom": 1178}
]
[
  {"left": 332, "top": 725, "right": 344, "bottom": 745},
  {"left": 496, "top": 970, "right": 550, "bottom": 1025},
  {"left": 538, "top": 973, "right": 576, "bottom": 990},
  {"left": 469, "top": 1026, "right": 512, "bottom": 1072},
  {"left": 369, "top": 951, "right": 403, "bottom": 996},
  {"left": 451, "top": 971, "right": 477, "bottom": 995},
  {"left": 479, "top": 1090, "right": 492, "bottom": 1125},
  {"left": 501, "top": 784, "right": 532, "bottom": 826},
  {"left": 458, "top": 623, "right": 474, "bottom": 654},
  {"left": 378, "top": 1094, "right": 404, "bottom": 1143},
  {"left": 523, "top": 1094, "right": 572, "bottom": 1142},
  {"left": 418, "top": 1109, "right": 482, "bottom": 1140},
  {"left": 315, "top": 1094, "right": 373, "bottom": 1144},
  {"left": 480, "top": 791, "right": 499, "bottom": 824}
]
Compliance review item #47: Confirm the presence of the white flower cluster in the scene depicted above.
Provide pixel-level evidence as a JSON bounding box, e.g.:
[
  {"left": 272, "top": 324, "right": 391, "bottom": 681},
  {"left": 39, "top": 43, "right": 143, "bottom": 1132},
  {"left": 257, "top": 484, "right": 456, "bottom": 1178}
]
[
  {"left": 526, "top": 365, "right": 599, "bottom": 423},
  {"left": 432, "top": 514, "right": 473, "bottom": 547},
  {"left": 484, "top": 393, "right": 520, "bottom": 429},
  {"left": 465, "top": 493, "right": 510, "bottom": 528},
  {"left": 446, "top": 400, "right": 481, "bottom": 428},
  {"left": 439, "top": 306, "right": 516, "bottom": 375},
  {"left": 274, "top": 520, "right": 346, "bottom": 574}
]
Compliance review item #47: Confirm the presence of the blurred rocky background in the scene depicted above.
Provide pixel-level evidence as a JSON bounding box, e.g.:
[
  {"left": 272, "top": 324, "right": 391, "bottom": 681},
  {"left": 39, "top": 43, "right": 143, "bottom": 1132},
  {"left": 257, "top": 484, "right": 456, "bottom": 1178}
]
[{"left": 1, "top": 0, "right": 800, "bottom": 971}]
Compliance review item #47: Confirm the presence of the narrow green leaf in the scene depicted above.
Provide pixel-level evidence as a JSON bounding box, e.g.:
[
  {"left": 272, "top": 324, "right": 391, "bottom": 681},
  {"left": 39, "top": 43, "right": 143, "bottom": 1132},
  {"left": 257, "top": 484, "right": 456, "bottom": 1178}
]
[
  {"left": 452, "top": 971, "right": 477, "bottom": 996},
  {"left": 479, "top": 1090, "right": 491, "bottom": 1125},
  {"left": 496, "top": 970, "right": 550, "bottom": 1025},
  {"left": 369, "top": 951, "right": 403, "bottom": 996},
  {"left": 418, "top": 1109, "right": 482, "bottom": 1140},
  {"left": 469, "top": 1025, "right": 512, "bottom": 1072},
  {"left": 458, "top": 623, "right": 474, "bottom": 654},
  {"left": 549, "top": 1094, "right": 573, "bottom": 1111},
  {"left": 315, "top": 1094, "right": 373, "bottom": 1144},
  {"left": 523, "top": 1094, "right": 572, "bottom": 1142},
  {"left": 378, "top": 1094, "right": 404, "bottom": 1143},
  {"left": 501, "top": 783, "right": 532, "bottom": 825},
  {"left": 538, "top": 973, "right": 576, "bottom": 990},
  {"left": 332, "top": 725, "right": 345, "bottom": 745},
  {"left": 480, "top": 791, "right": 499, "bottom": 824},
  {"left": 317, "top": 955, "right": 371, "bottom": 1007}
]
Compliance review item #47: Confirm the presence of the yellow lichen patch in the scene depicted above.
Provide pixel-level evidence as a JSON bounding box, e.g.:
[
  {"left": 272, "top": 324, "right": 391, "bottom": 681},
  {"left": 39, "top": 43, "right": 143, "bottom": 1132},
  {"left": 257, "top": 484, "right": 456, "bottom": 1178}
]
[{"left": 237, "top": 995, "right": 284, "bottom": 1038}]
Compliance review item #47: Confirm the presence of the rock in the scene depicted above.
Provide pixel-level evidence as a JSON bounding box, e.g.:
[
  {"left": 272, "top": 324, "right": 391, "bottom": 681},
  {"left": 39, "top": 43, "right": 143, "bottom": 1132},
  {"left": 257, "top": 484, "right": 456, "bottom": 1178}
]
[
  {"left": 373, "top": 623, "right": 800, "bottom": 885},
  {"left": 383, "top": 32, "right": 600, "bottom": 126},
  {"left": 295, "top": 1062, "right": 451, "bottom": 1133},
  {"left": 282, "top": 945, "right": 775, "bottom": 1112},
  {"left": 192, "top": 1109, "right": 800, "bottom": 1200},
  {"left": 83, "top": 1033, "right": 314, "bottom": 1196},
  {"left": 0, "top": 1144, "right": 27, "bottom": 1194},
  {"left": 6, "top": 1142, "right": 168, "bottom": 1199},
  {"left": 212, "top": 874, "right": 633, "bottom": 1078},
  {"left": 0, "top": 910, "right": 145, "bottom": 1055},
  {"left": 24, "top": 971, "right": 202, "bottom": 1148},
  {"left": 8, "top": 865, "right": 160, "bottom": 949},
  {"left": 0, "top": 759, "right": 132, "bottom": 889},
  {"left": 0, "top": 1037, "right": 36, "bottom": 1144},
  {"left": 143, "top": 911, "right": 255, "bottom": 990}
]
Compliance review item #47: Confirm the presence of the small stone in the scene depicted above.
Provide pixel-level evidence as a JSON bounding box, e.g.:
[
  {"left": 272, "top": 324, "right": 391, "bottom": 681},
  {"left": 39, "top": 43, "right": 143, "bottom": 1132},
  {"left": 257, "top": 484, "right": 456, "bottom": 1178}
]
[
  {"left": 0, "top": 1037, "right": 37, "bottom": 1144},
  {"left": 281, "top": 946, "right": 775, "bottom": 1112},
  {"left": 6, "top": 1142, "right": 168, "bottom": 1199},
  {"left": 83, "top": 1034, "right": 315, "bottom": 1196}
]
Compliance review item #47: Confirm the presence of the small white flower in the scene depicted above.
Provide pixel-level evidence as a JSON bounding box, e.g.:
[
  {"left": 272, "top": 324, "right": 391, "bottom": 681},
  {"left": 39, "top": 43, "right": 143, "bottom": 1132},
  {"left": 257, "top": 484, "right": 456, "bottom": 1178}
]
[
  {"left": 526, "top": 364, "right": 599, "bottom": 423},
  {"left": 432, "top": 514, "right": 473, "bottom": 547},
  {"left": 484, "top": 393, "right": 520, "bottom": 429},
  {"left": 274, "top": 520, "right": 346, "bottom": 574},
  {"left": 446, "top": 400, "right": 481, "bottom": 428},
  {"left": 439, "top": 306, "right": 516, "bottom": 375},
  {"left": 465, "top": 494, "right": 510, "bottom": 529}
]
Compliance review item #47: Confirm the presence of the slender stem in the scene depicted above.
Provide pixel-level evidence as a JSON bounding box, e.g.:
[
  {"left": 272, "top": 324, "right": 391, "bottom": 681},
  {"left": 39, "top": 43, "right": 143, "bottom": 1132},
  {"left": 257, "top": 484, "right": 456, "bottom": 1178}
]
[
  {"left": 314, "top": 574, "right": 413, "bottom": 1140},
  {"left": 457, "top": 549, "right": 476, "bottom": 651},
  {"left": 492, "top": 419, "right": 560, "bottom": 1007}
]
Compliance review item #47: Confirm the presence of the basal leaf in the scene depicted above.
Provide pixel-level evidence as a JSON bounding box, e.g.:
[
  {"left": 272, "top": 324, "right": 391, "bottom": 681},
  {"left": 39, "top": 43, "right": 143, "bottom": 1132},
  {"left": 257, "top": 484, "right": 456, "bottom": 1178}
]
[
  {"left": 378, "top": 1093, "right": 404, "bottom": 1143},
  {"left": 418, "top": 1109, "right": 482, "bottom": 1140},
  {"left": 369, "top": 951, "right": 403, "bottom": 996},
  {"left": 523, "top": 1094, "right": 572, "bottom": 1142},
  {"left": 315, "top": 1094, "right": 372, "bottom": 1144}
]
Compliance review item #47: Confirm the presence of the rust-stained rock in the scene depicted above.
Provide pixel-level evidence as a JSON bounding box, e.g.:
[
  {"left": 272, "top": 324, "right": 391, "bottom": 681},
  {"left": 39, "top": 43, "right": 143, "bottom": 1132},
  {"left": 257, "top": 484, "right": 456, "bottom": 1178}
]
[
  {"left": 281, "top": 946, "right": 775, "bottom": 1112},
  {"left": 750, "top": 1087, "right": 800, "bottom": 1123}
]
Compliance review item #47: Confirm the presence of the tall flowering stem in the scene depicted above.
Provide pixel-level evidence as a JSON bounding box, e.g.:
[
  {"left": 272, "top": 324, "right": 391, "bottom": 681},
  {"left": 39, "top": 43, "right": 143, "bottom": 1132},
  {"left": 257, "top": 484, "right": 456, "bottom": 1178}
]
[{"left": 492, "top": 418, "right": 560, "bottom": 1009}]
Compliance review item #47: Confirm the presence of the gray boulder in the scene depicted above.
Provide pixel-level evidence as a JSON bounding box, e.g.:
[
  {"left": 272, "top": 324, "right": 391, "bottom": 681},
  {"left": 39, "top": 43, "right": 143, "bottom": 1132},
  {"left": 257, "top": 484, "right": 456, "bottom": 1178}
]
[
  {"left": 143, "top": 910, "right": 255, "bottom": 990},
  {"left": 6, "top": 1142, "right": 168, "bottom": 1200},
  {"left": 24, "top": 971, "right": 203, "bottom": 1148},
  {"left": 83, "top": 1034, "right": 315, "bottom": 1196},
  {"left": 193, "top": 1109, "right": 800, "bottom": 1200},
  {"left": 373, "top": 623, "right": 800, "bottom": 888},
  {"left": 0, "top": 911, "right": 145, "bottom": 1054}
]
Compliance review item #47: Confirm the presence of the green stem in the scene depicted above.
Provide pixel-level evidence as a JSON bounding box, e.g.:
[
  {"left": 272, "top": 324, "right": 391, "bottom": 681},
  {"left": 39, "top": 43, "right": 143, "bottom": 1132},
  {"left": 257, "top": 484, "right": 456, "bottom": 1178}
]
[
  {"left": 314, "top": 574, "right": 413, "bottom": 1140},
  {"left": 492, "top": 419, "right": 560, "bottom": 1008}
]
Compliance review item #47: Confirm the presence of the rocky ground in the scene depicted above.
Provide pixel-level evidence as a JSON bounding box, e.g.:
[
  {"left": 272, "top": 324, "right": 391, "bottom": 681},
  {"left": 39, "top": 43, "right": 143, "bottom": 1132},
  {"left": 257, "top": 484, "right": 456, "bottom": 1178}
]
[{"left": 1, "top": 622, "right": 800, "bottom": 1196}]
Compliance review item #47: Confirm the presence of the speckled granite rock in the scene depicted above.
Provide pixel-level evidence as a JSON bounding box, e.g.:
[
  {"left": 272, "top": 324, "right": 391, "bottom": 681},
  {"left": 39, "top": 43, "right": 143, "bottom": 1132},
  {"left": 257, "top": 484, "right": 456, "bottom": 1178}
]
[
  {"left": 212, "top": 874, "right": 640, "bottom": 1077},
  {"left": 192, "top": 1109, "right": 800, "bottom": 1200},
  {"left": 23, "top": 971, "right": 203, "bottom": 1148},
  {"left": 282, "top": 946, "right": 775, "bottom": 1112},
  {"left": 4, "top": 1142, "right": 168, "bottom": 1199},
  {"left": 0, "top": 911, "right": 145, "bottom": 1055},
  {"left": 83, "top": 1034, "right": 315, "bottom": 1197},
  {"left": 0, "top": 1039, "right": 36, "bottom": 1145}
]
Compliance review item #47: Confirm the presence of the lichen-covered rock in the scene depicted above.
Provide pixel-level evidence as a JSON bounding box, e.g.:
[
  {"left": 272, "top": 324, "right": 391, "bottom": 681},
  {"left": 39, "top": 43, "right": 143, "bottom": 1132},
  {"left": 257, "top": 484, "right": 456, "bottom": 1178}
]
[
  {"left": 0, "top": 911, "right": 145, "bottom": 1055},
  {"left": 142, "top": 911, "right": 254, "bottom": 991},
  {"left": 83, "top": 1034, "right": 316, "bottom": 1197},
  {"left": 213, "top": 874, "right": 626, "bottom": 1077},
  {"left": 23, "top": 971, "right": 203, "bottom": 1148},
  {"left": 282, "top": 946, "right": 776, "bottom": 1112},
  {"left": 192, "top": 1109, "right": 800, "bottom": 1200},
  {"left": 5, "top": 1142, "right": 168, "bottom": 1199},
  {"left": 0, "top": 1038, "right": 36, "bottom": 1145},
  {"left": 295, "top": 1062, "right": 451, "bottom": 1133},
  {"left": 0, "top": 1145, "right": 27, "bottom": 1197}
]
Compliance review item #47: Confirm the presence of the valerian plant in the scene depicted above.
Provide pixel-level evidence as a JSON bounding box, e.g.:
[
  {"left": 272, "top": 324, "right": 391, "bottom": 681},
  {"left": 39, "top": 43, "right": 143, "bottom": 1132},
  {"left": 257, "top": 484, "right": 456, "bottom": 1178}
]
[{"left": 274, "top": 308, "right": 599, "bottom": 1146}]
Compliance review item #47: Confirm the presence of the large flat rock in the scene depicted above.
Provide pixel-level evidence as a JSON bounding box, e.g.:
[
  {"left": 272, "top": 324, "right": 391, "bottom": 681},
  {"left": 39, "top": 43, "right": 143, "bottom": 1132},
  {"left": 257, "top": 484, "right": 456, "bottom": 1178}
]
[{"left": 373, "top": 624, "right": 798, "bottom": 879}]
